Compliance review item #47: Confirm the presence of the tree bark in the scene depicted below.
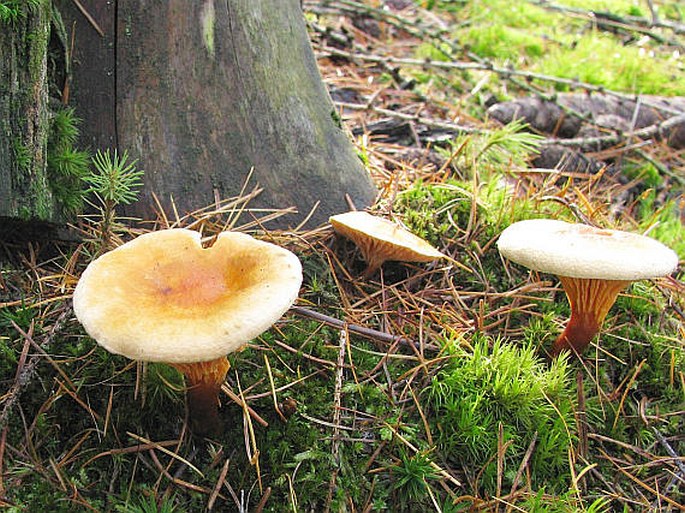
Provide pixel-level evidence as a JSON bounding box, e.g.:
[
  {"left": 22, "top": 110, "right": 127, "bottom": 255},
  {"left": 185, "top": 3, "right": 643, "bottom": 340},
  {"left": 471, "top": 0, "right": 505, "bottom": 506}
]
[
  {"left": 61, "top": 0, "right": 376, "bottom": 229},
  {"left": 0, "top": 2, "right": 57, "bottom": 234}
]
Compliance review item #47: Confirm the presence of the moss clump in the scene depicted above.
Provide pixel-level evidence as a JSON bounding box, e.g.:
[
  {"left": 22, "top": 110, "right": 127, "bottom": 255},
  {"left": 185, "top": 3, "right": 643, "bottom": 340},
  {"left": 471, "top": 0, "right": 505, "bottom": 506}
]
[
  {"left": 394, "top": 121, "right": 543, "bottom": 246},
  {"left": 0, "top": 0, "right": 42, "bottom": 24},
  {"left": 426, "top": 336, "right": 576, "bottom": 494},
  {"left": 445, "top": 0, "right": 685, "bottom": 96},
  {"left": 463, "top": 23, "right": 547, "bottom": 62},
  {"left": 560, "top": 0, "right": 645, "bottom": 16},
  {"left": 395, "top": 179, "right": 477, "bottom": 246},
  {"left": 634, "top": 192, "right": 685, "bottom": 257},
  {"left": 538, "top": 34, "right": 685, "bottom": 95}
]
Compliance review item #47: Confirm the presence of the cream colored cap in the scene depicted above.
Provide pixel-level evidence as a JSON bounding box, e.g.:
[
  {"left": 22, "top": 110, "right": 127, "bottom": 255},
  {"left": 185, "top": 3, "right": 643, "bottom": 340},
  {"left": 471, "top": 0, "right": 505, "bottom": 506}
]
[
  {"left": 497, "top": 219, "right": 679, "bottom": 280},
  {"left": 329, "top": 211, "right": 445, "bottom": 263},
  {"left": 73, "top": 229, "right": 302, "bottom": 363}
]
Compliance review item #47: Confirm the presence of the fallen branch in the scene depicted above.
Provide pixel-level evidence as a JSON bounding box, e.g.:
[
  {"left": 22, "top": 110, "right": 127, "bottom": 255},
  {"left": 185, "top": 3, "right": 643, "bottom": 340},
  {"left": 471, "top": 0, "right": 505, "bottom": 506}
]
[
  {"left": 290, "top": 305, "right": 439, "bottom": 351},
  {"left": 318, "top": 46, "right": 685, "bottom": 119},
  {"left": 652, "top": 427, "right": 685, "bottom": 478},
  {"left": 488, "top": 94, "right": 685, "bottom": 149},
  {"left": 536, "top": 113, "right": 685, "bottom": 155},
  {"left": 528, "top": 0, "right": 685, "bottom": 37}
]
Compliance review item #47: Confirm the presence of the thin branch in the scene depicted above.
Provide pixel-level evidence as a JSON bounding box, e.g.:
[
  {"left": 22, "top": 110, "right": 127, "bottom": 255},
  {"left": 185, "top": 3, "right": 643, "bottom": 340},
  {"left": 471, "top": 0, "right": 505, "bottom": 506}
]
[
  {"left": 71, "top": 0, "right": 105, "bottom": 37},
  {"left": 0, "top": 305, "right": 72, "bottom": 430},
  {"left": 652, "top": 427, "right": 685, "bottom": 477},
  {"left": 529, "top": 0, "right": 685, "bottom": 35},
  {"left": 528, "top": 0, "right": 685, "bottom": 47},
  {"left": 542, "top": 112, "right": 685, "bottom": 149},
  {"left": 290, "top": 305, "right": 439, "bottom": 351},
  {"left": 336, "top": 101, "right": 480, "bottom": 135},
  {"left": 317, "top": 46, "right": 685, "bottom": 119}
]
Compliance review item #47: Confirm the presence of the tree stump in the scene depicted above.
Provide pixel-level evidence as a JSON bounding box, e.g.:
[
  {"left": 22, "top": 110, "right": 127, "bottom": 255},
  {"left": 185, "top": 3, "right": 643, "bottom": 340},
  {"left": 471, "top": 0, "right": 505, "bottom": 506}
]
[{"left": 60, "top": 0, "right": 377, "bottom": 228}]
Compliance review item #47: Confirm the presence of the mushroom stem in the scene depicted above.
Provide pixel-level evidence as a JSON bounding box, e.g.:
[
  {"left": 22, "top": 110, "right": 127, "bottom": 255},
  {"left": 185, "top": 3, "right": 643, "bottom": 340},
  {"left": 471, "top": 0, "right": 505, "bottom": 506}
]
[
  {"left": 171, "top": 356, "right": 231, "bottom": 435},
  {"left": 362, "top": 258, "right": 384, "bottom": 279},
  {"left": 551, "top": 277, "right": 631, "bottom": 357}
]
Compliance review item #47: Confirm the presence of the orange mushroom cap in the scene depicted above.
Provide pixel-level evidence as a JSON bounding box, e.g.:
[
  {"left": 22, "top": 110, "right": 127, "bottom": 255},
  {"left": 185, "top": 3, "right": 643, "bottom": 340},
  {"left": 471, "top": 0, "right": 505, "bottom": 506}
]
[
  {"left": 329, "top": 211, "right": 445, "bottom": 275},
  {"left": 73, "top": 229, "right": 303, "bottom": 363}
]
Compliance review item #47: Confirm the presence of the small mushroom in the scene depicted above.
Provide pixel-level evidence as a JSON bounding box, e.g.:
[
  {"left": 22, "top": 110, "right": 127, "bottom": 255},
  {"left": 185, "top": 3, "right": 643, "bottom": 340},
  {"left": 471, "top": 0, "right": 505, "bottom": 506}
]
[
  {"left": 497, "top": 219, "right": 678, "bottom": 357},
  {"left": 329, "top": 211, "right": 445, "bottom": 277},
  {"left": 73, "top": 228, "right": 302, "bottom": 434}
]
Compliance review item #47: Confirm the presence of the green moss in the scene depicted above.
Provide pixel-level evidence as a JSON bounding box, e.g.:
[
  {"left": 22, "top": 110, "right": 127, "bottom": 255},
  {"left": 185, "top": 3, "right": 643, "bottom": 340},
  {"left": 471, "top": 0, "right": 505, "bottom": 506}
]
[
  {"left": 427, "top": 336, "right": 576, "bottom": 493},
  {"left": 3, "top": 475, "right": 105, "bottom": 512},
  {"left": 518, "top": 490, "right": 610, "bottom": 512},
  {"left": 200, "top": 0, "right": 215, "bottom": 58},
  {"left": 12, "top": 138, "right": 31, "bottom": 171},
  {"left": 0, "top": 0, "right": 42, "bottom": 24},
  {"left": 463, "top": 23, "right": 546, "bottom": 61},
  {"left": 330, "top": 108, "right": 342, "bottom": 129},
  {"left": 0, "top": 305, "right": 36, "bottom": 376},
  {"left": 538, "top": 34, "right": 685, "bottom": 95},
  {"left": 25, "top": 3, "right": 50, "bottom": 85},
  {"left": 449, "top": 0, "right": 558, "bottom": 64},
  {"left": 388, "top": 450, "right": 440, "bottom": 511},
  {"left": 414, "top": 41, "right": 454, "bottom": 62},
  {"left": 560, "top": 0, "right": 644, "bottom": 15},
  {"left": 395, "top": 179, "right": 476, "bottom": 245},
  {"left": 634, "top": 192, "right": 685, "bottom": 257},
  {"left": 394, "top": 121, "right": 543, "bottom": 246},
  {"left": 4, "top": 0, "right": 56, "bottom": 222},
  {"left": 622, "top": 160, "right": 662, "bottom": 189},
  {"left": 462, "top": 0, "right": 556, "bottom": 29},
  {"left": 28, "top": 176, "right": 54, "bottom": 219},
  {"left": 115, "top": 493, "right": 180, "bottom": 513},
  {"left": 607, "top": 281, "right": 684, "bottom": 398},
  {"left": 448, "top": 0, "right": 685, "bottom": 96}
]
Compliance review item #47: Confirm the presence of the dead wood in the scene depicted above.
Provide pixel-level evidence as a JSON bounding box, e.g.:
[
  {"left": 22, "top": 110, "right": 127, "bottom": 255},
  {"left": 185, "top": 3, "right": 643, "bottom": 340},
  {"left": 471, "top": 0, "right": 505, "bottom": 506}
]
[{"left": 488, "top": 93, "right": 685, "bottom": 149}]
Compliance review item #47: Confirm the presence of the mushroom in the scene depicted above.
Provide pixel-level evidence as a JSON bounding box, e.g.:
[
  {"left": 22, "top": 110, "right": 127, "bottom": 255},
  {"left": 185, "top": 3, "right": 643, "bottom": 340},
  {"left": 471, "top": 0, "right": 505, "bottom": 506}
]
[
  {"left": 497, "top": 219, "right": 678, "bottom": 357},
  {"left": 329, "top": 211, "right": 445, "bottom": 277},
  {"left": 73, "top": 228, "right": 302, "bottom": 434}
]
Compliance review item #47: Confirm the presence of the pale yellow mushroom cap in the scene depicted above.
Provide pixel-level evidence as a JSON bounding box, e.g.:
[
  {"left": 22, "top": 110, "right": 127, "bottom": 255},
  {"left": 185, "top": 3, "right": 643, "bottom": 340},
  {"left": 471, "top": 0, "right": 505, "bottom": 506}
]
[
  {"left": 497, "top": 219, "right": 679, "bottom": 280},
  {"left": 329, "top": 211, "right": 445, "bottom": 266},
  {"left": 73, "top": 229, "right": 302, "bottom": 363}
]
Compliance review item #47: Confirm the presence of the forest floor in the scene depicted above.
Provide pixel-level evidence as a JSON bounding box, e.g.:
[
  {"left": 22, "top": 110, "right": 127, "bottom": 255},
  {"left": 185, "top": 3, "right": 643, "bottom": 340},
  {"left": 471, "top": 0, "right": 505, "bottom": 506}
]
[{"left": 1, "top": 1, "right": 684, "bottom": 512}]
